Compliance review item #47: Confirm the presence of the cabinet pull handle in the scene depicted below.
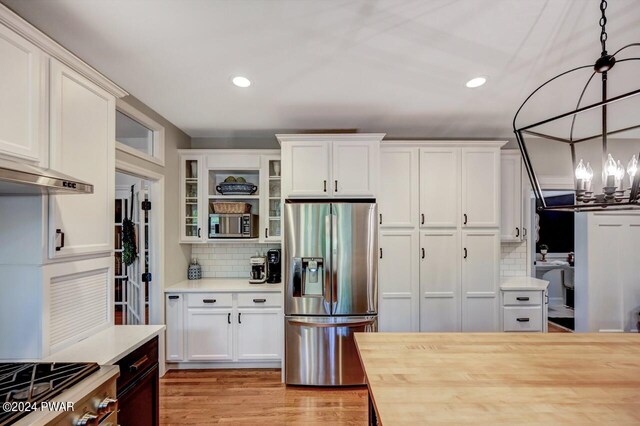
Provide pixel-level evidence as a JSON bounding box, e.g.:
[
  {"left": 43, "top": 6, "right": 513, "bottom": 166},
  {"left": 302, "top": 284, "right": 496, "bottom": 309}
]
[
  {"left": 265, "top": 227, "right": 268, "bottom": 238},
  {"left": 523, "top": 227, "right": 528, "bottom": 237},
  {"left": 253, "top": 298, "right": 266, "bottom": 303},
  {"left": 516, "top": 227, "right": 520, "bottom": 237},
  {"left": 198, "top": 227, "right": 201, "bottom": 238},
  {"left": 516, "top": 318, "right": 530, "bottom": 322},
  {"left": 55, "top": 229, "right": 65, "bottom": 251},
  {"left": 228, "top": 313, "right": 231, "bottom": 324},
  {"left": 238, "top": 312, "right": 242, "bottom": 324},
  {"left": 168, "top": 295, "right": 179, "bottom": 300},
  {"left": 421, "top": 248, "right": 425, "bottom": 259},
  {"left": 203, "top": 299, "right": 216, "bottom": 304},
  {"left": 380, "top": 248, "right": 383, "bottom": 259},
  {"left": 463, "top": 247, "right": 468, "bottom": 259},
  {"left": 516, "top": 296, "right": 530, "bottom": 301},
  {"left": 129, "top": 355, "right": 149, "bottom": 372},
  {"left": 463, "top": 214, "right": 468, "bottom": 225},
  {"left": 379, "top": 213, "right": 382, "bottom": 225},
  {"left": 323, "top": 180, "right": 327, "bottom": 192},
  {"left": 335, "top": 180, "right": 338, "bottom": 192},
  {"left": 421, "top": 213, "right": 425, "bottom": 225}
]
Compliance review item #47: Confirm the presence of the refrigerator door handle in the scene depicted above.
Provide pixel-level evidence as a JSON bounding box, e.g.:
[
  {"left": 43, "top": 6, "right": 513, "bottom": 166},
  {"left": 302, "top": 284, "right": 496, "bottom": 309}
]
[
  {"left": 324, "top": 214, "right": 332, "bottom": 309},
  {"left": 287, "top": 317, "right": 377, "bottom": 328},
  {"left": 331, "top": 212, "right": 338, "bottom": 307}
]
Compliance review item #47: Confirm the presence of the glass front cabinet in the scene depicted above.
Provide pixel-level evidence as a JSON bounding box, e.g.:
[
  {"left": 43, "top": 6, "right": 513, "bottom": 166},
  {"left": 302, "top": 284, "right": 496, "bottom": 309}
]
[
  {"left": 179, "top": 151, "right": 281, "bottom": 244},
  {"left": 180, "top": 154, "right": 204, "bottom": 242}
]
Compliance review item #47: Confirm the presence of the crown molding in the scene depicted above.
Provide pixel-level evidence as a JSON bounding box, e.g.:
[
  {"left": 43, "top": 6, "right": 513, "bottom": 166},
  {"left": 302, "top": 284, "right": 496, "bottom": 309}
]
[
  {"left": 0, "top": 3, "right": 128, "bottom": 98},
  {"left": 276, "top": 133, "right": 386, "bottom": 144}
]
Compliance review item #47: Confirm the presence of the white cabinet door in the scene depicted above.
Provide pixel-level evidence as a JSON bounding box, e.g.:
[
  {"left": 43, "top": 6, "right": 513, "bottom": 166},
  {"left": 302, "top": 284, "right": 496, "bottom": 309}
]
[
  {"left": 48, "top": 60, "right": 115, "bottom": 258},
  {"left": 462, "top": 148, "right": 500, "bottom": 228},
  {"left": 282, "top": 141, "right": 331, "bottom": 197},
  {"left": 186, "top": 308, "right": 233, "bottom": 361},
  {"left": 180, "top": 154, "right": 206, "bottom": 243},
  {"left": 419, "top": 230, "right": 461, "bottom": 332},
  {"left": 501, "top": 152, "right": 522, "bottom": 241},
  {"left": 379, "top": 231, "right": 419, "bottom": 332},
  {"left": 379, "top": 147, "right": 419, "bottom": 228},
  {"left": 165, "top": 294, "right": 184, "bottom": 361},
  {"left": 0, "top": 25, "right": 44, "bottom": 163},
  {"left": 332, "top": 140, "right": 378, "bottom": 197},
  {"left": 461, "top": 230, "right": 500, "bottom": 331},
  {"left": 260, "top": 155, "right": 282, "bottom": 242},
  {"left": 419, "top": 148, "right": 460, "bottom": 228},
  {"left": 236, "top": 308, "right": 282, "bottom": 361}
]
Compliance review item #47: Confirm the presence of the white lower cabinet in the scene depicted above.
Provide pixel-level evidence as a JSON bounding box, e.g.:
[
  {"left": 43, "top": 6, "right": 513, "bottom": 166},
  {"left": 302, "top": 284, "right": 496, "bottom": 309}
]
[
  {"left": 379, "top": 231, "right": 419, "bottom": 332},
  {"left": 165, "top": 290, "right": 282, "bottom": 366},
  {"left": 186, "top": 308, "right": 233, "bottom": 361},
  {"left": 501, "top": 289, "right": 547, "bottom": 332},
  {"left": 236, "top": 308, "right": 282, "bottom": 361}
]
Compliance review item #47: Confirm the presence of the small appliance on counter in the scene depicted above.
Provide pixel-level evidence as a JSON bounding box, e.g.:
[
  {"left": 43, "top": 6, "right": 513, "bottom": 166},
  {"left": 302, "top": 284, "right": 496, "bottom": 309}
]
[
  {"left": 209, "top": 213, "right": 259, "bottom": 238},
  {"left": 249, "top": 254, "right": 267, "bottom": 283},
  {"left": 267, "top": 249, "right": 281, "bottom": 283}
]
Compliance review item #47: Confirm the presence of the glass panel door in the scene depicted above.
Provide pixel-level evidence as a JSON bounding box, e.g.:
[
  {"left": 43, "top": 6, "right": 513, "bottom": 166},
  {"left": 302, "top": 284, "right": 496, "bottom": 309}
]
[
  {"left": 266, "top": 158, "right": 282, "bottom": 240},
  {"left": 182, "top": 156, "right": 203, "bottom": 241}
]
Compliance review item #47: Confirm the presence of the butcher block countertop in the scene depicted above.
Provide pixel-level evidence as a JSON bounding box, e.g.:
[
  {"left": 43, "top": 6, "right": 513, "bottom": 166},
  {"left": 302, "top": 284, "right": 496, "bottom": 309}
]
[{"left": 354, "top": 333, "right": 640, "bottom": 425}]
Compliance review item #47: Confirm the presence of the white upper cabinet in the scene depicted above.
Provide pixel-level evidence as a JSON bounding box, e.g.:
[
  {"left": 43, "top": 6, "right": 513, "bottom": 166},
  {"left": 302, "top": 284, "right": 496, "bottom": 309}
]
[
  {"left": 48, "top": 59, "right": 115, "bottom": 259},
  {"left": 420, "top": 230, "right": 461, "bottom": 332},
  {"left": 282, "top": 140, "right": 331, "bottom": 197},
  {"left": 461, "top": 230, "right": 500, "bottom": 331},
  {"left": 501, "top": 151, "right": 523, "bottom": 241},
  {"left": 180, "top": 154, "right": 205, "bottom": 243},
  {"left": 379, "top": 147, "right": 418, "bottom": 228},
  {"left": 379, "top": 230, "right": 419, "bottom": 332},
  {"left": 0, "top": 24, "right": 44, "bottom": 163},
  {"left": 462, "top": 147, "right": 500, "bottom": 228},
  {"left": 420, "top": 147, "right": 460, "bottom": 228},
  {"left": 332, "top": 140, "right": 378, "bottom": 197},
  {"left": 278, "top": 134, "right": 384, "bottom": 199}
]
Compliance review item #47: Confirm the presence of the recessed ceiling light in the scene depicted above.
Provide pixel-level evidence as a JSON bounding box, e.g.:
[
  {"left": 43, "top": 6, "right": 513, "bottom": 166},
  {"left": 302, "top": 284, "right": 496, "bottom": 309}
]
[
  {"left": 232, "top": 76, "right": 251, "bottom": 88},
  {"left": 465, "top": 77, "right": 487, "bottom": 88}
]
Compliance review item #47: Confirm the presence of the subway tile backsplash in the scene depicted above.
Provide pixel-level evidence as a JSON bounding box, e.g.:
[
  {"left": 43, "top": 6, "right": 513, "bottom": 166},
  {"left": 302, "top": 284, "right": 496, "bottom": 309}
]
[
  {"left": 500, "top": 241, "right": 528, "bottom": 277},
  {"left": 191, "top": 243, "right": 281, "bottom": 278}
]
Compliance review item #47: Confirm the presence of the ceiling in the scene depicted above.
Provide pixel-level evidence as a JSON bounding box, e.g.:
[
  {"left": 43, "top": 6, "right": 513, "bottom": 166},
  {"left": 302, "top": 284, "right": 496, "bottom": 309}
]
[{"left": 3, "top": 0, "right": 640, "bottom": 140}]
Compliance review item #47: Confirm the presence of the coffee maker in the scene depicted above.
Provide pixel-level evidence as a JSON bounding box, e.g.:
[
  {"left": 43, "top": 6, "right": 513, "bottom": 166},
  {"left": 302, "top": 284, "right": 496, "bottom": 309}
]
[
  {"left": 249, "top": 254, "right": 267, "bottom": 284},
  {"left": 266, "top": 249, "right": 281, "bottom": 283}
]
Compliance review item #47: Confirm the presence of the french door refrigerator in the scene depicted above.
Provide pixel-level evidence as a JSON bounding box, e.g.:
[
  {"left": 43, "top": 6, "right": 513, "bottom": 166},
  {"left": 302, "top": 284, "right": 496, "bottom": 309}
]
[{"left": 284, "top": 200, "right": 378, "bottom": 386}]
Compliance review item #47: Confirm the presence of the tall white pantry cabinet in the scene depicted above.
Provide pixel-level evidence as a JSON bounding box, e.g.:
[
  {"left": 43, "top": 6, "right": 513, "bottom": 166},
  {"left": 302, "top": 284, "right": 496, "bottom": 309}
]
[
  {"left": 0, "top": 4, "right": 126, "bottom": 359},
  {"left": 378, "top": 141, "right": 506, "bottom": 332}
]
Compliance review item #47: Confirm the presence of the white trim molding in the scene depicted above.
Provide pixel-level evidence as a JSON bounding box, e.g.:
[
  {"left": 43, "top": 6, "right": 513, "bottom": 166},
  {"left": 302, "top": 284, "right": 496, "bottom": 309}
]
[
  {"left": 116, "top": 100, "right": 166, "bottom": 166},
  {"left": 0, "top": 3, "right": 128, "bottom": 98}
]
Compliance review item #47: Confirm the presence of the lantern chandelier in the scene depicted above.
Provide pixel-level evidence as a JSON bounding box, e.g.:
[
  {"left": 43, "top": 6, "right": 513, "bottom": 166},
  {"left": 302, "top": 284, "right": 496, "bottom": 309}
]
[{"left": 513, "top": 0, "right": 640, "bottom": 211}]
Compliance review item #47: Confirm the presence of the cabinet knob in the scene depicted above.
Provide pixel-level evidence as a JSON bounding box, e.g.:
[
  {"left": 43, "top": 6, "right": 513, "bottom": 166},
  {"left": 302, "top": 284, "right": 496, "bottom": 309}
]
[
  {"left": 198, "top": 227, "right": 201, "bottom": 238},
  {"left": 379, "top": 213, "right": 382, "bottom": 225},
  {"left": 516, "top": 227, "right": 520, "bottom": 237},
  {"left": 228, "top": 312, "right": 231, "bottom": 324},
  {"left": 238, "top": 312, "right": 242, "bottom": 324},
  {"left": 265, "top": 227, "right": 268, "bottom": 238},
  {"left": 463, "top": 214, "right": 468, "bottom": 225},
  {"left": 76, "top": 413, "right": 98, "bottom": 426},
  {"left": 323, "top": 180, "right": 327, "bottom": 192},
  {"left": 463, "top": 247, "right": 468, "bottom": 259},
  {"left": 97, "top": 397, "right": 117, "bottom": 415},
  {"left": 55, "top": 229, "right": 65, "bottom": 251},
  {"left": 380, "top": 248, "right": 383, "bottom": 259},
  {"left": 421, "top": 248, "right": 425, "bottom": 259},
  {"left": 421, "top": 213, "right": 425, "bottom": 225},
  {"left": 334, "top": 180, "right": 338, "bottom": 192}
]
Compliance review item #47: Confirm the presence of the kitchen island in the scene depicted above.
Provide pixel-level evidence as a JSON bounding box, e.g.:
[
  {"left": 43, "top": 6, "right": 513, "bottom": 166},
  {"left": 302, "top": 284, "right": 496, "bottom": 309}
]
[{"left": 354, "top": 333, "right": 640, "bottom": 425}]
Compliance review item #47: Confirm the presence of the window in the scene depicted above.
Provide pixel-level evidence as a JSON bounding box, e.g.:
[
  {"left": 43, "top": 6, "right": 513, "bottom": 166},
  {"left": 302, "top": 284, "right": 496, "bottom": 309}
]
[{"left": 115, "top": 102, "right": 165, "bottom": 166}]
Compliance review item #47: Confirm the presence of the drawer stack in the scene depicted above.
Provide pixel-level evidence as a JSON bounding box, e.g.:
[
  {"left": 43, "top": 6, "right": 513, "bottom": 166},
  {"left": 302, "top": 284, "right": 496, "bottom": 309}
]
[{"left": 501, "top": 290, "right": 547, "bottom": 332}]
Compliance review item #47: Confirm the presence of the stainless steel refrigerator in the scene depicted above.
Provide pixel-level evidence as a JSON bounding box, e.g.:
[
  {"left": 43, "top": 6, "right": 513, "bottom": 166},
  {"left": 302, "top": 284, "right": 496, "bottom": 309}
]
[{"left": 284, "top": 200, "right": 378, "bottom": 386}]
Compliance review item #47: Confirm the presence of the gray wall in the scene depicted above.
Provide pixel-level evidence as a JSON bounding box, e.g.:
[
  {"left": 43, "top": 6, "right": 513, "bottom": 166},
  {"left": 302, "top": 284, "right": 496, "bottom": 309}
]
[{"left": 116, "top": 95, "right": 191, "bottom": 288}]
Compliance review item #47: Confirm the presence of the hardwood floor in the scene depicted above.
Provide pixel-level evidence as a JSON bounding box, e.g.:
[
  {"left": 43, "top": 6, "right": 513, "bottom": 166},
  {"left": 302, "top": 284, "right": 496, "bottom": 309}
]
[
  {"left": 160, "top": 369, "right": 367, "bottom": 425},
  {"left": 548, "top": 321, "right": 571, "bottom": 333}
]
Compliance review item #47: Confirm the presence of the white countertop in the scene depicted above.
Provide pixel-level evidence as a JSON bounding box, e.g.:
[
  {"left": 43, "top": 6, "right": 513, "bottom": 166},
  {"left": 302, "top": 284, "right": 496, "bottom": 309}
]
[
  {"left": 45, "top": 325, "right": 165, "bottom": 365},
  {"left": 500, "top": 276, "right": 550, "bottom": 291},
  {"left": 166, "top": 278, "right": 283, "bottom": 293},
  {"left": 15, "top": 365, "right": 119, "bottom": 426}
]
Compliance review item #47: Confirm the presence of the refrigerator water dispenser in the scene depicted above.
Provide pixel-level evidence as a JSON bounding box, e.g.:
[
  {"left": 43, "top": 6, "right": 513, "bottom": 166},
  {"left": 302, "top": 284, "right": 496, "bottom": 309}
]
[{"left": 292, "top": 257, "right": 325, "bottom": 297}]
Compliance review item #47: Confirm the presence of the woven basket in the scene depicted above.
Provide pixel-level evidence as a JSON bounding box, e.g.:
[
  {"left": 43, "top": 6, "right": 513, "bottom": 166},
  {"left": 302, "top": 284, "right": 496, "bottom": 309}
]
[{"left": 212, "top": 202, "right": 251, "bottom": 214}]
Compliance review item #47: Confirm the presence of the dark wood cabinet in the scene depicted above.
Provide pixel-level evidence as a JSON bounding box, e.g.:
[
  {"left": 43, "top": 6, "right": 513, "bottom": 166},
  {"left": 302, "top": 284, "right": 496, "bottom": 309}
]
[{"left": 116, "top": 336, "right": 159, "bottom": 426}]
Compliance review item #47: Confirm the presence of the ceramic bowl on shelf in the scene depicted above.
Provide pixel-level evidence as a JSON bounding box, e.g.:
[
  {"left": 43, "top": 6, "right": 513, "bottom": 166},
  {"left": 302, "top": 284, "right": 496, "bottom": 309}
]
[{"left": 216, "top": 182, "right": 258, "bottom": 195}]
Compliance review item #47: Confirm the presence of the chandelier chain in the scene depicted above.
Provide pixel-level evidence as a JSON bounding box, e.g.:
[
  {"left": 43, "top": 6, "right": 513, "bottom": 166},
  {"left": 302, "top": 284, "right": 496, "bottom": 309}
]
[{"left": 599, "top": 0, "right": 608, "bottom": 54}]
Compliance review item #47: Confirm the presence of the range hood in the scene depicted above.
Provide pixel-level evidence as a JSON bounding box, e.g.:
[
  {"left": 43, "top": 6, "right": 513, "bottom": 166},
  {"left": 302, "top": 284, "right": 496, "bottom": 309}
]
[{"left": 0, "top": 157, "right": 93, "bottom": 195}]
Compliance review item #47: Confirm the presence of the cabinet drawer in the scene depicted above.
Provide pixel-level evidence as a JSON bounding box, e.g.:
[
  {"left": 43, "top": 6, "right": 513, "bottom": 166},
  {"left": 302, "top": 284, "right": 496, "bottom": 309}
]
[
  {"left": 503, "top": 291, "right": 542, "bottom": 306},
  {"left": 237, "top": 292, "right": 282, "bottom": 308},
  {"left": 116, "top": 336, "right": 158, "bottom": 393},
  {"left": 503, "top": 307, "right": 542, "bottom": 332},
  {"left": 186, "top": 293, "right": 233, "bottom": 308}
]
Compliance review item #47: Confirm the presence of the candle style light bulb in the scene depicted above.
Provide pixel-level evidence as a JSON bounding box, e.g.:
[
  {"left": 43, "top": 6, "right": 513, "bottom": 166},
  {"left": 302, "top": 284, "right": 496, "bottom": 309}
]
[
  {"left": 615, "top": 160, "right": 625, "bottom": 189},
  {"left": 628, "top": 155, "right": 638, "bottom": 186},
  {"left": 585, "top": 162, "right": 593, "bottom": 191},
  {"left": 604, "top": 154, "right": 617, "bottom": 188},
  {"left": 575, "top": 159, "right": 587, "bottom": 180}
]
